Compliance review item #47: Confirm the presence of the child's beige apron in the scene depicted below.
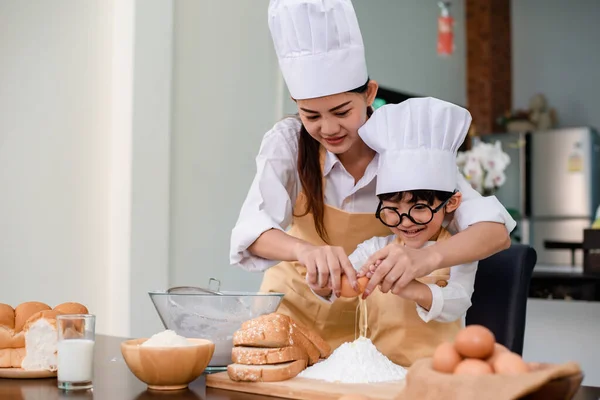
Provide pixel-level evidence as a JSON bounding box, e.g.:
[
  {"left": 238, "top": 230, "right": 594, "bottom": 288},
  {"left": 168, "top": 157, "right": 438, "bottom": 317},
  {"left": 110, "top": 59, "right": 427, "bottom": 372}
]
[{"left": 260, "top": 149, "right": 462, "bottom": 367}]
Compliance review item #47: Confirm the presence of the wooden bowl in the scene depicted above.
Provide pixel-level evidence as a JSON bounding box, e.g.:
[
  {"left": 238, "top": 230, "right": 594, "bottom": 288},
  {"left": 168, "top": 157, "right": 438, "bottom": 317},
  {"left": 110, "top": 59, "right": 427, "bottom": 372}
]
[{"left": 121, "top": 338, "right": 215, "bottom": 391}]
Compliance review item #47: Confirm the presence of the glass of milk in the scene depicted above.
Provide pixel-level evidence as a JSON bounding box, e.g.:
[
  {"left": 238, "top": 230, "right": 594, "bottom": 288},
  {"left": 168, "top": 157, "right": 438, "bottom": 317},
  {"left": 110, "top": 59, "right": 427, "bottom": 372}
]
[{"left": 56, "top": 314, "right": 96, "bottom": 391}]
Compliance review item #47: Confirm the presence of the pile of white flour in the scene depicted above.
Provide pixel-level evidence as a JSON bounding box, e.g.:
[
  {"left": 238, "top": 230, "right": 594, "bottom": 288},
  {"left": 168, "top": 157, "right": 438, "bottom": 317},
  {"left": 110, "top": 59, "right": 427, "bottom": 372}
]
[
  {"left": 298, "top": 337, "right": 407, "bottom": 383},
  {"left": 141, "top": 330, "right": 193, "bottom": 347}
]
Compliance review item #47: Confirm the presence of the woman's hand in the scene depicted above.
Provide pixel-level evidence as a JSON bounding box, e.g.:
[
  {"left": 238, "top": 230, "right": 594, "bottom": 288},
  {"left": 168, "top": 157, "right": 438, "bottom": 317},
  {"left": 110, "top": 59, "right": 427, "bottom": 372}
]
[
  {"left": 360, "top": 243, "right": 442, "bottom": 298},
  {"left": 294, "top": 243, "right": 358, "bottom": 297}
]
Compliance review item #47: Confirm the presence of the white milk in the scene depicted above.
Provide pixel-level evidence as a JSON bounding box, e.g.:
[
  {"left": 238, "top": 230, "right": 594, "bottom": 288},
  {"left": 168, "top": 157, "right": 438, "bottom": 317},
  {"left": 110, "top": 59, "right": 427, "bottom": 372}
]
[{"left": 57, "top": 339, "right": 95, "bottom": 382}]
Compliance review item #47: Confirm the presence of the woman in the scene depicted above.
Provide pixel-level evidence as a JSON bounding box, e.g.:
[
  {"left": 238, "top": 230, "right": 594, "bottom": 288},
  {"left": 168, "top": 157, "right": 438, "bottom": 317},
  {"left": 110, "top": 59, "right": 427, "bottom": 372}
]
[{"left": 230, "top": 0, "right": 515, "bottom": 350}]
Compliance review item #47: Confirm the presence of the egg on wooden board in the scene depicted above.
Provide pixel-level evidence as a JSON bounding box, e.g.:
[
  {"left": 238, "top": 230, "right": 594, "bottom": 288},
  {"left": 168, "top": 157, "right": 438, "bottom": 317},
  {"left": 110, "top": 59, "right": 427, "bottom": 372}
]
[
  {"left": 454, "top": 359, "right": 494, "bottom": 375},
  {"left": 432, "top": 342, "right": 462, "bottom": 373},
  {"left": 492, "top": 352, "right": 530, "bottom": 375},
  {"left": 339, "top": 276, "right": 369, "bottom": 298},
  {"left": 454, "top": 325, "right": 495, "bottom": 359}
]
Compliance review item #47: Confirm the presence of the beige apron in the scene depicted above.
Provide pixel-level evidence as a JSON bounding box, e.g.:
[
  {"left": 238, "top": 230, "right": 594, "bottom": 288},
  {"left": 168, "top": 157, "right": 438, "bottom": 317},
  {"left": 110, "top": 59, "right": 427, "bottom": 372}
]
[{"left": 260, "top": 149, "right": 461, "bottom": 367}]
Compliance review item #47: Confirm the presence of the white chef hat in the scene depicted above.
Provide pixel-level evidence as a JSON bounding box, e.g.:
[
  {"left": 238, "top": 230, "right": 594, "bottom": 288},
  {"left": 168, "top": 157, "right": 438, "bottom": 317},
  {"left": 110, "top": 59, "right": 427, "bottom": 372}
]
[
  {"left": 268, "top": 0, "right": 368, "bottom": 100},
  {"left": 358, "top": 97, "right": 472, "bottom": 195}
]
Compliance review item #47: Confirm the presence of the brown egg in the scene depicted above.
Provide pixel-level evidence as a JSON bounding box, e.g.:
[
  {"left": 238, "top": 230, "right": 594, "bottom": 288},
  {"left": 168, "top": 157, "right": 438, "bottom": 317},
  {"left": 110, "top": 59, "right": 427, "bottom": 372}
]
[
  {"left": 454, "top": 325, "right": 495, "bottom": 359},
  {"left": 339, "top": 276, "right": 369, "bottom": 298},
  {"left": 432, "top": 342, "right": 462, "bottom": 373},
  {"left": 454, "top": 358, "right": 493, "bottom": 375},
  {"left": 493, "top": 352, "right": 529, "bottom": 375},
  {"left": 486, "top": 343, "right": 510, "bottom": 367},
  {"left": 338, "top": 395, "right": 371, "bottom": 400}
]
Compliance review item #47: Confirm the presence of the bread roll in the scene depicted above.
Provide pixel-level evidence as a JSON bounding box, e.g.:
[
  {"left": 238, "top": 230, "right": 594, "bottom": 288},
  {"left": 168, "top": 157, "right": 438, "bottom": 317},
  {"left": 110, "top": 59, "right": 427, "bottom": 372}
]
[
  {"left": 53, "top": 302, "right": 88, "bottom": 315},
  {"left": 21, "top": 311, "right": 62, "bottom": 371},
  {"left": 23, "top": 310, "right": 62, "bottom": 332},
  {"left": 0, "top": 301, "right": 88, "bottom": 370},
  {"left": 0, "top": 347, "right": 25, "bottom": 368},
  {"left": 0, "top": 303, "right": 15, "bottom": 330},
  {"left": 0, "top": 303, "right": 22, "bottom": 350},
  {"left": 0, "top": 328, "right": 24, "bottom": 349},
  {"left": 0, "top": 348, "right": 12, "bottom": 368},
  {"left": 14, "top": 302, "right": 51, "bottom": 332}
]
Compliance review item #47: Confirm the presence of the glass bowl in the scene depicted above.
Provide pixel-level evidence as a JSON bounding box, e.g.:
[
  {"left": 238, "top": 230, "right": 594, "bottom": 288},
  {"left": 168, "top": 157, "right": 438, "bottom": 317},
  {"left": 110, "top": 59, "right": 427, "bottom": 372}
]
[{"left": 148, "top": 290, "right": 284, "bottom": 371}]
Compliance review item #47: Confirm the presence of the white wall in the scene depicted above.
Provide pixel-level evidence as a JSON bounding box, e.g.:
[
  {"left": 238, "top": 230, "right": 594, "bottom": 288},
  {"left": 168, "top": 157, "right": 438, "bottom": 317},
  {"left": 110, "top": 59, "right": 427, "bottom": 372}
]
[
  {"left": 356, "top": 0, "right": 466, "bottom": 105},
  {"left": 127, "top": 0, "right": 173, "bottom": 338},
  {"left": 0, "top": 1, "right": 113, "bottom": 333},
  {"left": 169, "top": 0, "right": 281, "bottom": 292},
  {"left": 282, "top": 0, "right": 467, "bottom": 115},
  {"left": 512, "top": 0, "right": 600, "bottom": 130},
  {"left": 0, "top": 0, "right": 172, "bottom": 338}
]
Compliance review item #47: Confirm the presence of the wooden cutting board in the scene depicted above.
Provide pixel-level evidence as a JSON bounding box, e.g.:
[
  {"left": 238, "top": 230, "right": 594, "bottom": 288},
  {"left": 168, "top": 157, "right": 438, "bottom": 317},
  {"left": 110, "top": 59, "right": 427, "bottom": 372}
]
[{"left": 206, "top": 371, "right": 405, "bottom": 400}]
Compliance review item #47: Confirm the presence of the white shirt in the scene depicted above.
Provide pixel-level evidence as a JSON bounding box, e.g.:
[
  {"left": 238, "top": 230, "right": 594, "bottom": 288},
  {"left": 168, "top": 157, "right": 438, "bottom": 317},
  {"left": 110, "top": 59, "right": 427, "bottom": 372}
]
[
  {"left": 330, "top": 235, "right": 477, "bottom": 324},
  {"left": 230, "top": 117, "right": 516, "bottom": 272}
]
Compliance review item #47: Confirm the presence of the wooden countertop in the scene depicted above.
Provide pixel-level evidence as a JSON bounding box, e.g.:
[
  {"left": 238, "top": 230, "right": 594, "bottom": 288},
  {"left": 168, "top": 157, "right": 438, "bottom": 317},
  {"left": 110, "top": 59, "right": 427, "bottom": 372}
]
[{"left": 0, "top": 335, "right": 598, "bottom": 400}]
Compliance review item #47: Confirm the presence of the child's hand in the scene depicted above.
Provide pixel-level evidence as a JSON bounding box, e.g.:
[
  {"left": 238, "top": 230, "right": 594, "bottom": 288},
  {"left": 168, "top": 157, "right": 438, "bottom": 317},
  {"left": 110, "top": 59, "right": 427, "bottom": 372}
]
[
  {"left": 357, "top": 259, "right": 382, "bottom": 278},
  {"left": 360, "top": 243, "right": 441, "bottom": 298}
]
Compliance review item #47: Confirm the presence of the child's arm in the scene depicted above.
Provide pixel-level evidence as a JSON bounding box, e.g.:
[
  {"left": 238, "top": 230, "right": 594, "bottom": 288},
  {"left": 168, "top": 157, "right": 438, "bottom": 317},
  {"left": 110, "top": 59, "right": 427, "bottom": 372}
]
[
  {"left": 411, "top": 261, "right": 478, "bottom": 323},
  {"left": 365, "top": 256, "right": 477, "bottom": 322}
]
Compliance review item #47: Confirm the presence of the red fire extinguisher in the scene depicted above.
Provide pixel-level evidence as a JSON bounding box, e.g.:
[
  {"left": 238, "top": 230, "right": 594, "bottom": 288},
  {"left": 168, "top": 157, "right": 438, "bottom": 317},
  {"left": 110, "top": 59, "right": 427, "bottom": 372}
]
[{"left": 437, "top": 1, "right": 454, "bottom": 56}]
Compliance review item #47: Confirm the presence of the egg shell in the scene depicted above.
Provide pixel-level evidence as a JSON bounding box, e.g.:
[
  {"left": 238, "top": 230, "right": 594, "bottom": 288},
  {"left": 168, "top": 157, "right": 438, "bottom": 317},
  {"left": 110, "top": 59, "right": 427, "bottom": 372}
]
[
  {"left": 454, "top": 325, "right": 495, "bottom": 359},
  {"left": 432, "top": 342, "right": 462, "bottom": 373},
  {"left": 340, "top": 276, "right": 369, "bottom": 298},
  {"left": 454, "top": 358, "right": 494, "bottom": 375},
  {"left": 493, "top": 352, "right": 529, "bottom": 375}
]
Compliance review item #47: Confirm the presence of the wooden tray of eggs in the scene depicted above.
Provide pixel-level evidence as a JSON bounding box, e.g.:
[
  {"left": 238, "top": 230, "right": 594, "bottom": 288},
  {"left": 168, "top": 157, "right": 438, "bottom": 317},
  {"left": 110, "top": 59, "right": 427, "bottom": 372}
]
[{"left": 401, "top": 325, "right": 583, "bottom": 400}]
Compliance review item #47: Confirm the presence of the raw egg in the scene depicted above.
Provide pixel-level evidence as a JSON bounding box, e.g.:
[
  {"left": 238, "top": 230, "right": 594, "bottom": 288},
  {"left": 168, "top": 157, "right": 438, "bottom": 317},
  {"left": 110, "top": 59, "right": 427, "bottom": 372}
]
[
  {"left": 492, "top": 352, "right": 529, "bottom": 375},
  {"left": 432, "top": 342, "right": 462, "bottom": 373},
  {"left": 454, "top": 325, "right": 495, "bottom": 359},
  {"left": 340, "top": 276, "right": 369, "bottom": 298},
  {"left": 454, "top": 359, "right": 493, "bottom": 375}
]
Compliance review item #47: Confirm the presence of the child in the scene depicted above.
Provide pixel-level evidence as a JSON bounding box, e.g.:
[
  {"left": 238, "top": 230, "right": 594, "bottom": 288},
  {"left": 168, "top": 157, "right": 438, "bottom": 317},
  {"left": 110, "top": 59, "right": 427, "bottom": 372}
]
[{"left": 313, "top": 97, "right": 478, "bottom": 367}]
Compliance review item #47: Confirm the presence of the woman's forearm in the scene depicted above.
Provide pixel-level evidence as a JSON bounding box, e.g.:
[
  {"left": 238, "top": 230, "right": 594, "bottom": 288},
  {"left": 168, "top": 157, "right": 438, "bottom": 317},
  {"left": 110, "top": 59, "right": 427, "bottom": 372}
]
[
  {"left": 426, "top": 222, "right": 511, "bottom": 270},
  {"left": 248, "top": 228, "right": 312, "bottom": 262}
]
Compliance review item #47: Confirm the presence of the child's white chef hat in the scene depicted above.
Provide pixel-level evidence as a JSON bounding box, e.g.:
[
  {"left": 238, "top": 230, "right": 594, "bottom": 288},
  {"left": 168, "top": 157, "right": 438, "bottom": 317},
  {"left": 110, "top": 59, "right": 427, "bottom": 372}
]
[
  {"left": 359, "top": 97, "right": 472, "bottom": 195},
  {"left": 268, "top": 0, "right": 368, "bottom": 100}
]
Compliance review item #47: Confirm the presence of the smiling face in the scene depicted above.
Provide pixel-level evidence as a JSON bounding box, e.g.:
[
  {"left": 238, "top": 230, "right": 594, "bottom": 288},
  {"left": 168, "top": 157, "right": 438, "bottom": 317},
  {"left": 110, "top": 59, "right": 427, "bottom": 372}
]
[
  {"left": 379, "top": 191, "right": 462, "bottom": 249},
  {"left": 295, "top": 80, "right": 378, "bottom": 155}
]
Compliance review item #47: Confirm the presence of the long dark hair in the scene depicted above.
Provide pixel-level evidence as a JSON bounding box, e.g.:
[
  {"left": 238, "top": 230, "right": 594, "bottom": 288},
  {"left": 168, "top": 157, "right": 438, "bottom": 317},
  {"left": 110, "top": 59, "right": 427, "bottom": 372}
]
[{"left": 295, "top": 80, "right": 373, "bottom": 243}]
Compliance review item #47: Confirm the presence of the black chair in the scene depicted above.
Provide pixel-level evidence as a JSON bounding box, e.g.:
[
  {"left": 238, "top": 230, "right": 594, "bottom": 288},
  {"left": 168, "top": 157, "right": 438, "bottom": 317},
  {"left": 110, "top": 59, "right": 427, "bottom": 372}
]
[{"left": 466, "top": 244, "right": 537, "bottom": 355}]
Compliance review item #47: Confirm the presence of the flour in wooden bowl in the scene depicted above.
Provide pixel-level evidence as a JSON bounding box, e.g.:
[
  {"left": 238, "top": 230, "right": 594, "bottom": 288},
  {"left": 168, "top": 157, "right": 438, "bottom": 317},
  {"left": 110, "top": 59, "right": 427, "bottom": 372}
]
[{"left": 298, "top": 337, "right": 407, "bottom": 383}]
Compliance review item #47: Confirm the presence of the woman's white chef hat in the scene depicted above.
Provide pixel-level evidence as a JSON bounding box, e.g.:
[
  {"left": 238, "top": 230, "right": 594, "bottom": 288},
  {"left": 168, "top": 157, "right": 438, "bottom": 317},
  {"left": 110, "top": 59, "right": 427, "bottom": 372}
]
[
  {"left": 268, "top": 0, "right": 368, "bottom": 100},
  {"left": 358, "top": 97, "right": 472, "bottom": 195}
]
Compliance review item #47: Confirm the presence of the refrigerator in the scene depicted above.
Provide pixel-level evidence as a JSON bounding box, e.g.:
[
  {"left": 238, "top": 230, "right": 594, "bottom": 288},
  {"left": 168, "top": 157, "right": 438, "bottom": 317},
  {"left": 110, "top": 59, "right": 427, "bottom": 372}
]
[{"left": 479, "top": 127, "right": 600, "bottom": 266}]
